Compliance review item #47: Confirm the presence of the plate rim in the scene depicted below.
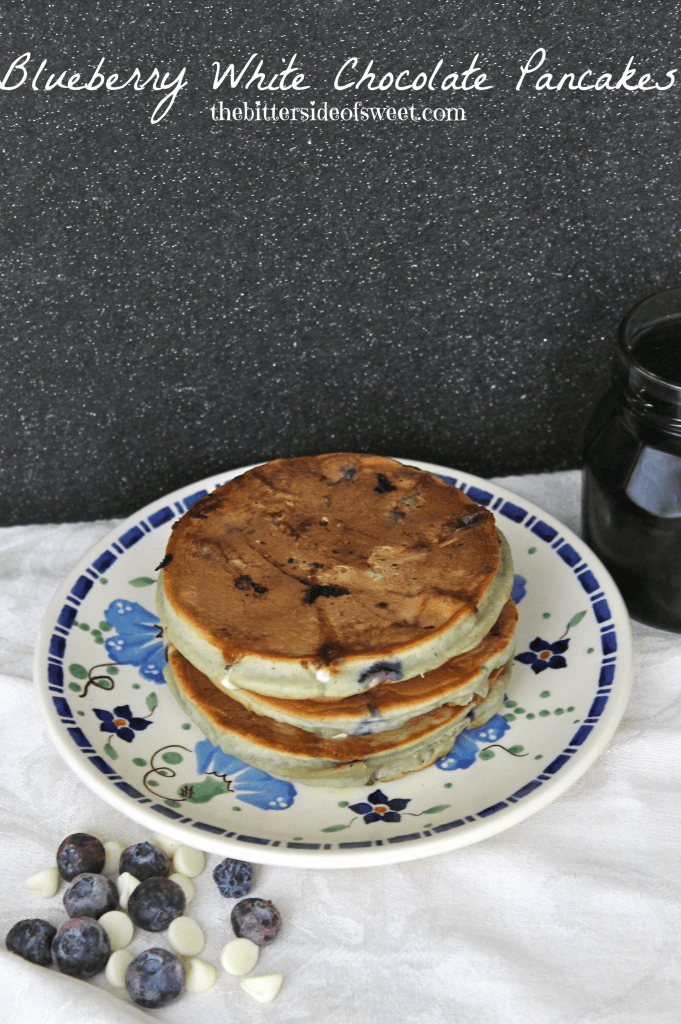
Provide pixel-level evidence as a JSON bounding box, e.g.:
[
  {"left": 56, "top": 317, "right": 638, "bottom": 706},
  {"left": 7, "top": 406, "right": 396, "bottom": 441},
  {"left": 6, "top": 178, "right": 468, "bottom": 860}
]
[{"left": 34, "top": 458, "right": 634, "bottom": 869}]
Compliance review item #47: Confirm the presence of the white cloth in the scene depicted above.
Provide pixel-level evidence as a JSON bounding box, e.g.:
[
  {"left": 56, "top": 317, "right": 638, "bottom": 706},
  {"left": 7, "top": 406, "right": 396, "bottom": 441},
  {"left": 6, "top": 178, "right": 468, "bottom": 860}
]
[{"left": 1, "top": 471, "right": 680, "bottom": 1024}]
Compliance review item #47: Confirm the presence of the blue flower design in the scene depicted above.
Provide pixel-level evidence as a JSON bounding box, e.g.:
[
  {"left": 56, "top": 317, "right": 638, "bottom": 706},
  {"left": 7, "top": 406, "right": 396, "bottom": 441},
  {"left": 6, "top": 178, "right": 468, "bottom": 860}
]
[
  {"left": 94, "top": 704, "right": 153, "bottom": 743},
  {"left": 515, "top": 637, "right": 569, "bottom": 674},
  {"left": 195, "top": 739, "right": 296, "bottom": 810},
  {"left": 348, "top": 788, "right": 410, "bottom": 823},
  {"left": 473, "top": 718, "right": 512, "bottom": 744},
  {"left": 436, "top": 714, "right": 511, "bottom": 771},
  {"left": 437, "top": 732, "right": 480, "bottom": 770},
  {"left": 511, "top": 574, "right": 527, "bottom": 603},
  {"left": 103, "top": 600, "right": 166, "bottom": 683}
]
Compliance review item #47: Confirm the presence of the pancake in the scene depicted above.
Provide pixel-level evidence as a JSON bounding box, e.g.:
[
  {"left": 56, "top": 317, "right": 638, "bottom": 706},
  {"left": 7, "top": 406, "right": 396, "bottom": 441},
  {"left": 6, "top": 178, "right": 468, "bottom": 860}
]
[
  {"left": 164, "top": 645, "right": 513, "bottom": 788},
  {"left": 214, "top": 599, "right": 518, "bottom": 737},
  {"left": 158, "top": 453, "right": 514, "bottom": 700},
  {"left": 467, "top": 657, "right": 511, "bottom": 727}
]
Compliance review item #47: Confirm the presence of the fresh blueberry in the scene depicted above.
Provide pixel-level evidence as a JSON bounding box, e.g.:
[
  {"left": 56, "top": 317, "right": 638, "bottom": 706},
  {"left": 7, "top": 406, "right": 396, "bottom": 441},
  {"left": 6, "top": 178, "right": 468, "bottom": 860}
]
[
  {"left": 231, "top": 898, "right": 281, "bottom": 946},
  {"left": 125, "top": 948, "right": 186, "bottom": 1008},
  {"left": 119, "top": 841, "right": 170, "bottom": 882},
  {"left": 213, "top": 857, "right": 254, "bottom": 899},
  {"left": 63, "top": 873, "right": 119, "bottom": 919},
  {"left": 127, "top": 876, "right": 186, "bottom": 931},
  {"left": 51, "top": 918, "right": 111, "bottom": 978},
  {"left": 5, "top": 919, "right": 57, "bottom": 966},
  {"left": 56, "top": 833, "right": 106, "bottom": 881}
]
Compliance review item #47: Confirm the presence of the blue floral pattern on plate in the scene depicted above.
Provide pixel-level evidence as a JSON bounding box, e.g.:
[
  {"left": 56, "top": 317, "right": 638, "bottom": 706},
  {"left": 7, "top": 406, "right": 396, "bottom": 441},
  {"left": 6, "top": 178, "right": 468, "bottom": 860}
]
[
  {"left": 195, "top": 738, "right": 297, "bottom": 810},
  {"left": 93, "top": 703, "right": 153, "bottom": 743},
  {"left": 436, "top": 715, "right": 511, "bottom": 771},
  {"left": 515, "top": 637, "right": 570, "bottom": 674},
  {"left": 348, "top": 788, "right": 410, "bottom": 823},
  {"left": 103, "top": 599, "right": 166, "bottom": 683},
  {"left": 511, "top": 574, "right": 527, "bottom": 603}
]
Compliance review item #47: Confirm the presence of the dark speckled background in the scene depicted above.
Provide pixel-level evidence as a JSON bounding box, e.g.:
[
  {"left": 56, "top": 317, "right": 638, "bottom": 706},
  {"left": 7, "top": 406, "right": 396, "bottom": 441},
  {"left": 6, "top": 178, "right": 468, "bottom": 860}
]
[{"left": 3, "top": 1, "right": 681, "bottom": 524}]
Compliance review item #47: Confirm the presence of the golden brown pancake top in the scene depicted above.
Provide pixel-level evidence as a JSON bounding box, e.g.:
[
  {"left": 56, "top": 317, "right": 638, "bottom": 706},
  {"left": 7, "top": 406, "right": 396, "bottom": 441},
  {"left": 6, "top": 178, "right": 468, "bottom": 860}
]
[{"left": 162, "top": 453, "right": 500, "bottom": 666}]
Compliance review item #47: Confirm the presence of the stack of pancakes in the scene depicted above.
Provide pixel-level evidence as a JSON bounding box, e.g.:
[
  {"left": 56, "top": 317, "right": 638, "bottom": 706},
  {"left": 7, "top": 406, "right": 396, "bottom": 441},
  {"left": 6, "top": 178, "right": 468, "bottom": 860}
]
[{"left": 157, "top": 454, "right": 517, "bottom": 787}]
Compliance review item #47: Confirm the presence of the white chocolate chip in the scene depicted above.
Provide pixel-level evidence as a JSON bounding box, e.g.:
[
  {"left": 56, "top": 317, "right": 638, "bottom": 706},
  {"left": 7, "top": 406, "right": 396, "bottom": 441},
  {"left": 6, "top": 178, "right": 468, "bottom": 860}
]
[
  {"left": 314, "top": 668, "right": 331, "bottom": 683},
  {"left": 152, "top": 832, "right": 183, "bottom": 858},
  {"left": 116, "top": 871, "right": 140, "bottom": 910},
  {"left": 105, "top": 948, "right": 133, "bottom": 988},
  {"left": 25, "top": 867, "right": 60, "bottom": 899},
  {"left": 169, "top": 871, "right": 195, "bottom": 904},
  {"left": 103, "top": 840, "right": 125, "bottom": 876},
  {"left": 240, "top": 973, "right": 284, "bottom": 1004},
  {"left": 173, "top": 846, "right": 206, "bottom": 878},
  {"left": 221, "top": 669, "right": 237, "bottom": 691},
  {"left": 168, "top": 916, "right": 205, "bottom": 957},
  {"left": 221, "top": 937, "right": 260, "bottom": 976},
  {"left": 185, "top": 958, "right": 217, "bottom": 993},
  {"left": 99, "top": 910, "right": 134, "bottom": 951}
]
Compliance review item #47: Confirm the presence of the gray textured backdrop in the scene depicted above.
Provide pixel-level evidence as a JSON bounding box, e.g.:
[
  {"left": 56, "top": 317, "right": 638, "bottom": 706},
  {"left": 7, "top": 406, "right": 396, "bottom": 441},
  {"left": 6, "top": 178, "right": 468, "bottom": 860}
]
[{"left": 2, "top": 1, "right": 680, "bottom": 524}]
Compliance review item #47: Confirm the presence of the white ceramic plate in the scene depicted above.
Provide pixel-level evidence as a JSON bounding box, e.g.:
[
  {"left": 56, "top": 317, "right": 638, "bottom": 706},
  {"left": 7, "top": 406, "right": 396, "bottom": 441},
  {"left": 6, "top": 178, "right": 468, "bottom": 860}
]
[{"left": 35, "top": 460, "right": 633, "bottom": 868}]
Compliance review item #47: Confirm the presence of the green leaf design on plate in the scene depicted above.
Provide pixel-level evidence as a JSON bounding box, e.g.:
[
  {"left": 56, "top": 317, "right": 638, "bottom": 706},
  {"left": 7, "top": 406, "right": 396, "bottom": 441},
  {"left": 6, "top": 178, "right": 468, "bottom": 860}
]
[
  {"left": 568, "top": 610, "right": 587, "bottom": 629},
  {"left": 146, "top": 692, "right": 159, "bottom": 712},
  {"left": 69, "top": 664, "right": 88, "bottom": 679},
  {"left": 129, "top": 577, "right": 155, "bottom": 588},
  {"left": 104, "top": 743, "right": 118, "bottom": 760},
  {"left": 421, "top": 805, "right": 450, "bottom": 815},
  {"left": 179, "top": 777, "right": 230, "bottom": 803},
  {"left": 321, "top": 824, "right": 351, "bottom": 832},
  {"left": 162, "top": 751, "right": 183, "bottom": 765}
]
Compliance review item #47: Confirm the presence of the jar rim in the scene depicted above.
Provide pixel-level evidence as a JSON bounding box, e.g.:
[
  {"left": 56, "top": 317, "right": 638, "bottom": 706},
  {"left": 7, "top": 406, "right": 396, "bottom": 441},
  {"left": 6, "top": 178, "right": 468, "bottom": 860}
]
[{"left": 619, "top": 287, "right": 681, "bottom": 406}]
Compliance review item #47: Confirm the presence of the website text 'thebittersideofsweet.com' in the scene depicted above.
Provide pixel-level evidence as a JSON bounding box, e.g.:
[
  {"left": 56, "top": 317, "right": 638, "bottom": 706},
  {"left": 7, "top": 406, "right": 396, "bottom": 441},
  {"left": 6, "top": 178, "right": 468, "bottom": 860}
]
[{"left": 210, "top": 100, "right": 466, "bottom": 123}]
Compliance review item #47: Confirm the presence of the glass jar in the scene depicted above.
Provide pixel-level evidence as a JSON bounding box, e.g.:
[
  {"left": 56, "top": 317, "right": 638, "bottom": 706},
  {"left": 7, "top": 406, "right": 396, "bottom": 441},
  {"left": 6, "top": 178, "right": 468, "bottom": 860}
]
[{"left": 582, "top": 287, "right": 681, "bottom": 632}]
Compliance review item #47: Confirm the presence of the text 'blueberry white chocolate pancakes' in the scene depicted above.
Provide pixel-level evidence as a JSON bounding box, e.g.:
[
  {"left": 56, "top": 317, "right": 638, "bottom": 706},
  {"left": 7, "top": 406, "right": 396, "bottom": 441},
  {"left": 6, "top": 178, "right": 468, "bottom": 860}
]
[{"left": 157, "top": 454, "right": 517, "bottom": 787}]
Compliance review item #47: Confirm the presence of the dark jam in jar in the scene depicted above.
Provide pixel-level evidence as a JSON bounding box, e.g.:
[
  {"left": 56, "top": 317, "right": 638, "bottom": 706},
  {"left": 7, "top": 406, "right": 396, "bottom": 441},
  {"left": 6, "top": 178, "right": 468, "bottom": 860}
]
[{"left": 583, "top": 290, "right": 681, "bottom": 632}]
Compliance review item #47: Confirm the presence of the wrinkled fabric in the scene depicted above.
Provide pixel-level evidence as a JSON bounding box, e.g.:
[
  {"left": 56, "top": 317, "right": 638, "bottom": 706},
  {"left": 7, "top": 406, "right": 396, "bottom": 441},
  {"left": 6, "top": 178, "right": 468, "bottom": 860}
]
[{"left": 1, "top": 471, "right": 680, "bottom": 1024}]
